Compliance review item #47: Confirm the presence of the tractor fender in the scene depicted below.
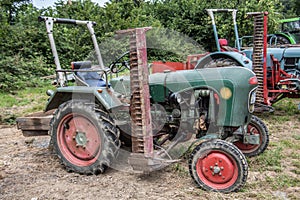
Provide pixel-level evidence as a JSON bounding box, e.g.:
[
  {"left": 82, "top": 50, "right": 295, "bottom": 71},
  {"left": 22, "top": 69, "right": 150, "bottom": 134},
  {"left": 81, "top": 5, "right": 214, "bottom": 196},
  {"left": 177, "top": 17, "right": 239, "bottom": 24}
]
[
  {"left": 274, "top": 33, "right": 296, "bottom": 44},
  {"left": 45, "top": 86, "right": 123, "bottom": 112},
  {"left": 195, "top": 52, "right": 252, "bottom": 70}
]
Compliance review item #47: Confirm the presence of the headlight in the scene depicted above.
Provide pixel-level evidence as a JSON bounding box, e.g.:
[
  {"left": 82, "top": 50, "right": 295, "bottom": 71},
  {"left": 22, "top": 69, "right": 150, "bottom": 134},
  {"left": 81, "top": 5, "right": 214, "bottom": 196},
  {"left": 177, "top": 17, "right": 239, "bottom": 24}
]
[
  {"left": 248, "top": 88, "right": 257, "bottom": 113},
  {"left": 220, "top": 87, "right": 232, "bottom": 100},
  {"left": 250, "top": 91, "right": 256, "bottom": 104}
]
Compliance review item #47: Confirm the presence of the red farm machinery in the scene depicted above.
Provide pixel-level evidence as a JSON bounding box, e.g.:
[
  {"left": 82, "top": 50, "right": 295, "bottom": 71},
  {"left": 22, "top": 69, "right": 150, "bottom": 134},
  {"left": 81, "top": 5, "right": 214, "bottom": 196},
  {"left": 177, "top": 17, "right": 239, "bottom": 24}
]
[{"left": 152, "top": 9, "right": 300, "bottom": 112}]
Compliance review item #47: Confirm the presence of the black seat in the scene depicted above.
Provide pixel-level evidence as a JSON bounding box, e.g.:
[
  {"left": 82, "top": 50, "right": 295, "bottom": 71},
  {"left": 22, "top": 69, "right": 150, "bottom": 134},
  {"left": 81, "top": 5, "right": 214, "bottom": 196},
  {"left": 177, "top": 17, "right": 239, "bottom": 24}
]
[{"left": 71, "top": 61, "right": 107, "bottom": 87}]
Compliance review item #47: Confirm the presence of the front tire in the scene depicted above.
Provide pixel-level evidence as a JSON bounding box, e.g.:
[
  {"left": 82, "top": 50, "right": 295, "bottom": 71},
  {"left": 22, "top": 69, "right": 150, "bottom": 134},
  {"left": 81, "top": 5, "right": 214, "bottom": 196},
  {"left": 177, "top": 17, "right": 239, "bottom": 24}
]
[
  {"left": 188, "top": 139, "right": 248, "bottom": 193},
  {"left": 234, "top": 115, "right": 269, "bottom": 157},
  {"left": 50, "top": 101, "right": 120, "bottom": 174}
]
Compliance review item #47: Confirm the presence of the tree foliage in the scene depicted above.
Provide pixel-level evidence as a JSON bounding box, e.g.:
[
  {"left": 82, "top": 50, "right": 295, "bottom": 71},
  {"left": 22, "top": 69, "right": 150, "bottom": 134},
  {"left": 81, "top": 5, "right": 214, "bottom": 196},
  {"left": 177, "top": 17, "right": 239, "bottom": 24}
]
[
  {"left": 280, "top": 0, "right": 300, "bottom": 17},
  {"left": 0, "top": 0, "right": 297, "bottom": 92},
  {"left": 148, "top": 0, "right": 284, "bottom": 50}
]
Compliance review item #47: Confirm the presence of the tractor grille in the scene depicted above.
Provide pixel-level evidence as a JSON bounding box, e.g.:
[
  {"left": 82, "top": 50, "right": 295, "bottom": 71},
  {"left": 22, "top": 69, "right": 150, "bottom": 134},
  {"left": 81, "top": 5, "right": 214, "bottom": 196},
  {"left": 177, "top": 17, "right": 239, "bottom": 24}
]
[{"left": 284, "top": 58, "right": 299, "bottom": 70}]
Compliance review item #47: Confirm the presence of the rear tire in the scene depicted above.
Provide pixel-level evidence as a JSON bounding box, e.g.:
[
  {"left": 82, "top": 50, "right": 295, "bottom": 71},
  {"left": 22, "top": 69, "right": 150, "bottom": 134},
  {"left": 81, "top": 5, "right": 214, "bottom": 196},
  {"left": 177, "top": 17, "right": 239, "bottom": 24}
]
[
  {"left": 201, "top": 58, "right": 240, "bottom": 69},
  {"left": 50, "top": 101, "right": 120, "bottom": 174},
  {"left": 189, "top": 139, "right": 248, "bottom": 193},
  {"left": 275, "top": 35, "right": 290, "bottom": 46}
]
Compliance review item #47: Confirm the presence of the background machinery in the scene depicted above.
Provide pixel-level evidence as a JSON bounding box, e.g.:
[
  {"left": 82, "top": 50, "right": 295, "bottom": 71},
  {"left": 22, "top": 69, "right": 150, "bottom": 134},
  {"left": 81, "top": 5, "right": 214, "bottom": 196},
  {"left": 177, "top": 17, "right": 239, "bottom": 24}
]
[
  {"left": 152, "top": 9, "right": 300, "bottom": 111},
  {"left": 270, "top": 17, "right": 300, "bottom": 45}
]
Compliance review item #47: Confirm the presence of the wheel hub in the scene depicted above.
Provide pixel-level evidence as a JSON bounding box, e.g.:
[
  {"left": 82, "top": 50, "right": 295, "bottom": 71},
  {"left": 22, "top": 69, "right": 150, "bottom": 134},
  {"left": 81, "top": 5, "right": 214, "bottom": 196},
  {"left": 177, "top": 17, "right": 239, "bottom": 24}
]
[
  {"left": 212, "top": 164, "right": 221, "bottom": 174},
  {"left": 75, "top": 131, "right": 88, "bottom": 148},
  {"left": 57, "top": 114, "right": 101, "bottom": 166},
  {"left": 198, "top": 152, "right": 235, "bottom": 184}
]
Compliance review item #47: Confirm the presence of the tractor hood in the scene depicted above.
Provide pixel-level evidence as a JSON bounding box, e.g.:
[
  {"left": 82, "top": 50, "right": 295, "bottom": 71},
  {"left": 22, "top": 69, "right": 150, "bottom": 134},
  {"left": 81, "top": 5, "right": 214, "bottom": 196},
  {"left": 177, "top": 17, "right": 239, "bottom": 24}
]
[
  {"left": 110, "top": 67, "right": 256, "bottom": 99},
  {"left": 110, "top": 67, "right": 257, "bottom": 127},
  {"left": 243, "top": 47, "right": 300, "bottom": 68},
  {"left": 149, "top": 67, "right": 256, "bottom": 101}
]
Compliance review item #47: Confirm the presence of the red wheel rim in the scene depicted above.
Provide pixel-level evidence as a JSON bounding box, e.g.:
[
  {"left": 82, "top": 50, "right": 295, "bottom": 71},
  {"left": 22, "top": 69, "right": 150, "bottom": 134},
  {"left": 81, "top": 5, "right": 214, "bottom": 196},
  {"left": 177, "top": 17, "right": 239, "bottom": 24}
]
[
  {"left": 196, "top": 150, "right": 238, "bottom": 190},
  {"left": 57, "top": 113, "right": 101, "bottom": 167},
  {"left": 234, "top": 122, "right": 261, "bottom": 153}
]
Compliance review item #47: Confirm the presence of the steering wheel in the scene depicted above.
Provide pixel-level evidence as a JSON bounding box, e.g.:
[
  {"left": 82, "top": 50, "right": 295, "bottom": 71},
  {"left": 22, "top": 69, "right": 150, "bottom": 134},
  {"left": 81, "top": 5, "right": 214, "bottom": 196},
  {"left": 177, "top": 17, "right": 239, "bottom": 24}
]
[{"left": 109, "top": 51, "right": 130, "bottom": 73}]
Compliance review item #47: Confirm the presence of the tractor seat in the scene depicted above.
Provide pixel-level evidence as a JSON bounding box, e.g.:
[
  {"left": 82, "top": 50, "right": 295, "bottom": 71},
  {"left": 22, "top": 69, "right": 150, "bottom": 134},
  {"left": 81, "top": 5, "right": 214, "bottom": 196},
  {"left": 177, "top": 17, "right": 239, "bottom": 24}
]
[
  {"left": 219, "top": 39, "right": 239, "bottom": 52},
  {"left": 71, "top": 61, "right": 107, "bottom": 87}
]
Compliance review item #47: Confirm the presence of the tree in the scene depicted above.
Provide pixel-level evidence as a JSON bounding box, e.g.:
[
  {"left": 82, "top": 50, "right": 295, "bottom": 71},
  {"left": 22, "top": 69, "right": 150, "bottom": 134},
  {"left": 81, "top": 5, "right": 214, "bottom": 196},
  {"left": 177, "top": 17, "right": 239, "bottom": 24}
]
[
  {"left": 149, "top": 0, "right": 284, "bottom": 51},
  {"left": 0, "top": 0, "right": 297, "bottom": 93},
  {"left": 280, "top": 0, "right": 300, "bottom": 17},
  {"left": 0, "top": 0, "right": 30, "bottom": 24}
]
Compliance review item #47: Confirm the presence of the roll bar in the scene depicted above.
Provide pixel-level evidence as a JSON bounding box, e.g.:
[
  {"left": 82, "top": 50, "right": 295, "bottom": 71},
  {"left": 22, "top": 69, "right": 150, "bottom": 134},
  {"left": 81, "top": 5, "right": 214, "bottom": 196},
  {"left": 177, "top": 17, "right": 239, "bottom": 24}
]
[
  {"left": 38, "top": 16, "right": 97, "bottom": 26},
  {"left": 38, "top": 16, "right": 104, "bottom": 87},
  {"left": 206, "top": 9, "right": 241, "bottom": 52}
]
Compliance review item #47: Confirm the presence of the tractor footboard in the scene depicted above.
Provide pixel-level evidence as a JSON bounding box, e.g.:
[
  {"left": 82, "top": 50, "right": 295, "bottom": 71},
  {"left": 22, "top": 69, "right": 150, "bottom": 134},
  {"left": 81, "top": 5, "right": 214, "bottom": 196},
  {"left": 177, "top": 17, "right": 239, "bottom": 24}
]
[{"left": 16, "top": 110, "right": 54, "bottom": 137}]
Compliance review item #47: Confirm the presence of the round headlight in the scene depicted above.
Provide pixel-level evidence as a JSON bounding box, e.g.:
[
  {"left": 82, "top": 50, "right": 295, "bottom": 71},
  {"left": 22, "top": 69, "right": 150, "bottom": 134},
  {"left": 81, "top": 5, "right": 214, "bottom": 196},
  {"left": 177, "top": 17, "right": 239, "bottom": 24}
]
[{"left": 220, "top": 87, "right": 232, "bottom": 100}]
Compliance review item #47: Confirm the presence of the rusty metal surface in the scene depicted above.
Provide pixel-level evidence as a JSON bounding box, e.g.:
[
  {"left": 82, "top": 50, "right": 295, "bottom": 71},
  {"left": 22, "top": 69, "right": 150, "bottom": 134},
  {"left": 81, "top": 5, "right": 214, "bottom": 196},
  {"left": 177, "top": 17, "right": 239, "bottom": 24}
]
[
  {"left": 247, "top": 12, "right": 268, "bottom": 104},
  {"left": 16, "top": 110, "right": 54, "bottom": 136},
  {"left": 120, "top": 28, "right": 153, "bottom": 157}
]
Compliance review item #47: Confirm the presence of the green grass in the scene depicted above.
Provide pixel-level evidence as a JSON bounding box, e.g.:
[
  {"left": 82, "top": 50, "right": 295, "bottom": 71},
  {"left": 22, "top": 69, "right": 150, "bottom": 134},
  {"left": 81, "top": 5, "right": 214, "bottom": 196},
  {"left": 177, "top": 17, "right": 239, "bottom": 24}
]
[
  {"left": 172, "top": 162, "right": 189, "bottom": 177},
  {"left": 272, "top": 99, "right": 300, "bottom": 115},
  {"left": 291, "top": 159, "right": 300, "bottom": 175},
  {"left": 258, "top": 99, "right": 300, "bottom": 123},
  {"left": 280, "top": 139, "right": 299, "bottom": 149},
  {"left": 266, "top": 175, "right": 299, "bottom": 190},
  {"left": 249, "top": 145, "right": 283, "bottom": 172},
  {"left": 293, "top": 134, "right": 300, "bottom": 140},
  {"left": 0, "top": 79, "right": 53, "bottom": 124}
]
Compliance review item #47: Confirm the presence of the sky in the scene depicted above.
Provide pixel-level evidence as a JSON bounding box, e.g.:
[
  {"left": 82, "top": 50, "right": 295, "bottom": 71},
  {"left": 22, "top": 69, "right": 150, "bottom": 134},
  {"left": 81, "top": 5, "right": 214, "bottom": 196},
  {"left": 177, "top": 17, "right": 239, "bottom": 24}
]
[{"left": 32, "top": 0, "right": 108, "bottom": 8}]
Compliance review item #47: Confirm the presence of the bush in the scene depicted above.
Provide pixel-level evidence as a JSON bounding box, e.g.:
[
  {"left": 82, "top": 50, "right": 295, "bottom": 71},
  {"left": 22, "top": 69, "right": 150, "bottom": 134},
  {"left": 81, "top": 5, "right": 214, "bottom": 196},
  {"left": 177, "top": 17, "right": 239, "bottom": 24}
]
[{"left": 0, "top": 54, "right": 51, "bottom": 92}]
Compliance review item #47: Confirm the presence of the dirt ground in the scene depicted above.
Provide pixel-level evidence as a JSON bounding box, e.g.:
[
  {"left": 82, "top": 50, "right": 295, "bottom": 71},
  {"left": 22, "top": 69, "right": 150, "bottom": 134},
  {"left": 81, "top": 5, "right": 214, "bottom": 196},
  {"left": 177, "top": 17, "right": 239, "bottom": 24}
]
[{"left": 0, "top": 113, "right": 299, "bottom": 200}]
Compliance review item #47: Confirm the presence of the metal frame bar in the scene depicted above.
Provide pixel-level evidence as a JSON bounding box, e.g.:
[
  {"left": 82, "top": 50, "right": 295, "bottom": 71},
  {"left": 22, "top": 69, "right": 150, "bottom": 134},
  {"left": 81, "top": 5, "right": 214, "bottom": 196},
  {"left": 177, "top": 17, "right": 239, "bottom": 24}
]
[
  {"left": 56, "top": 68, "right": 109, "bottom": 88},
  {"left": 39, "top": 16, "right": 105, "bottom": 87},
  {"left": 206, "top": 9, "right": 241, "bottom": 52}
]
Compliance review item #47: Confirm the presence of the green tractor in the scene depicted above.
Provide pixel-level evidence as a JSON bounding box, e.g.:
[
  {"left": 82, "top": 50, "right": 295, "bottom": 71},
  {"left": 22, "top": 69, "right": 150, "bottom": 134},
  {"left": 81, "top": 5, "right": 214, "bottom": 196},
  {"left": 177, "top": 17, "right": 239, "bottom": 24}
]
[
  {"left": 17, "top": 16, "right": 262, "bottom": 193},
  {"left": 270, "top": 17, "right": 300, "bottom": 45}
]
